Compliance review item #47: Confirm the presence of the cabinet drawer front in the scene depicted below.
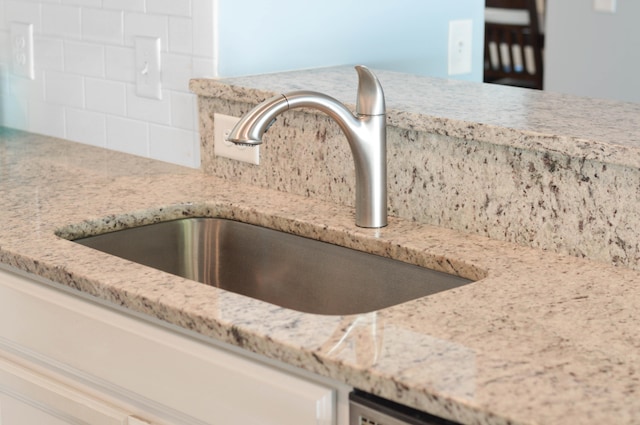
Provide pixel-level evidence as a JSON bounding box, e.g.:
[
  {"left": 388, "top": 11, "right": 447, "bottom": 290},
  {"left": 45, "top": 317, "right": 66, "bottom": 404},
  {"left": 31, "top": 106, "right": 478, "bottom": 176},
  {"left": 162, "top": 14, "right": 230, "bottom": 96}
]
[
  {"left": 0, "top": 267, "right": 335, "bottom": 425},
  {"left": 0, "top": 356, "right": 131, "bottom": 425}
]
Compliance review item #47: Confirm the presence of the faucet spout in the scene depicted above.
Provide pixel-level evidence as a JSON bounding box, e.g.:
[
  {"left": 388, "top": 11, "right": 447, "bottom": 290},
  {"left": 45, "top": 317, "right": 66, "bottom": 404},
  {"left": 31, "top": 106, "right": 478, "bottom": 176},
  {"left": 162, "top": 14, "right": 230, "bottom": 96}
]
[{"left": 227, "top": 66, "right": 387, "bottom": 228}]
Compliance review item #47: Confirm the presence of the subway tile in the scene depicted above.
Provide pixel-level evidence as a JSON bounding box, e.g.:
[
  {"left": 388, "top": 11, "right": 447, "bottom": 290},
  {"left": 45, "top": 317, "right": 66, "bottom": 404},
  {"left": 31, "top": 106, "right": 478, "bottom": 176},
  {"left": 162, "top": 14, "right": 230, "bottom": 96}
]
[
  {"left": 193, "top": 57, "right": 216, "bottom": 78},
  {"left": 162, "top": 52, "right": 192, "bottom": 92},
  {"left": 168, "top": 17, "right": 192, "bottom": 54},
  {"left": 4, "top": 0, "right": 42, "bottom": 31},
  {"left": 66, "top": 108, "right": 106, "bottom": 147},
  {"left": 125, "top": 83, "right": 171, "bottom": 125},
  {"left": 64, "top": 41, "right": 105, "bottom": 77},
  {"left": 106, "top": 115, "right": 148, "bottom": 157},
  {"left": 192, "top": 0, "right": 214, "bottom": 58},
  {"left": 42, "top": 4, "right": 80, "bottom": 39},
  {"left": 149, "top": 124, "right": 198, "bottom": 167},
  {"left": 105, "top": 46, "right": 136, "bottom": 82},
  {"left": 170, "top": 91, "right": 196, "bottom": 130},
  {"left": 62, "top": 0, "right": 101, "bottom": 7},
  {"left": 1, "top": 72, "right": 42, "bottom": 109},
  {"left": 5, "top": 0, "right": 41, "bottom": 32},
  {"left": 123, "top": 13, "right": 168, "bottom": 49},
  {"left": 0, "top": 0, "right": 6, "bottom": 31},
  {"left": 34, "top": 36, "right": 64, "bottom": 72},
  {"left": 44, "top": 70, "right": 84, "bottom": 107},
  {"left": 29, "top": 100, "right": 65, "bottom": 138},
  {"left": 146, "top": 0, "right": 191, "bottom": 17},
  {"left": 0, "top": 64, "right": 6, "bottom": 97},
  {"left": 103, "top": 0, "right": 145, "bottom": 13},
  {"left": 0, "top": 32, "right": 8, "bottom": 63},
  {"left": 85, "top": 78, "right": 126, "bottom": 116},
  {"left": 25, "top": 70, "right": 46, "bottom": 104},
  {"left": 0, "top": 61, "right": 9, "bottom": 96},
  {"left": 82, "top": 8, "right": 123, "bottom": 45}
]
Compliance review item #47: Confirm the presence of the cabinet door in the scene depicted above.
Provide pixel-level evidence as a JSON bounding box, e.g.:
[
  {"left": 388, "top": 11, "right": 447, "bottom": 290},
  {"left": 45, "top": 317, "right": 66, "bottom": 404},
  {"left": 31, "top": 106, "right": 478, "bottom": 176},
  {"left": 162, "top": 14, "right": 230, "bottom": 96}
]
[
  {"left": 0, "top": 266, "right": 344, "bottom": 425},
  {"left": 0, "top": 354, "right": 150, "bottom": 425}
]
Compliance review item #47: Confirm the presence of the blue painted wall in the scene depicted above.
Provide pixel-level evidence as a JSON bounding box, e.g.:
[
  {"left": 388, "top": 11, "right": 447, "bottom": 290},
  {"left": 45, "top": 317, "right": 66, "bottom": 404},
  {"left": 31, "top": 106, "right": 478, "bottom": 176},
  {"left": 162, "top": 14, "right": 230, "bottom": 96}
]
[{"left": 216, "top": 1, "right": 484, "bottom": 82}]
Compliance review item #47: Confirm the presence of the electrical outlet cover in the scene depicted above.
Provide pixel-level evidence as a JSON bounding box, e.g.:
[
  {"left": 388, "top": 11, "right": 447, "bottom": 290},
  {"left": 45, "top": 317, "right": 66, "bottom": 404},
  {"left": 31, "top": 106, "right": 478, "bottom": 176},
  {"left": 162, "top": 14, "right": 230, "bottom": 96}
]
[
  {"left": 214, "top": 113, "right": 260, "bottom": 165},
  {"left": 10, "top": 22, "right": 34, "bottom": 80},
  {"left": 448, "top": 19, "right": 473, "bottom": 76}
]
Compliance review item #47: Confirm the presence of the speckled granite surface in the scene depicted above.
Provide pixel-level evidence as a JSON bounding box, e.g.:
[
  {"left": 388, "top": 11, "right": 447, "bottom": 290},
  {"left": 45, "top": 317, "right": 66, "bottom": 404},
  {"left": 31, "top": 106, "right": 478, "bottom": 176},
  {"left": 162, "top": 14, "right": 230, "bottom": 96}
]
[
  {"left": 2, "top": 127, "right": 640, "bottom": 425},
  {"left": 191, "top": 67, "right": 640, "bottom": 270}
]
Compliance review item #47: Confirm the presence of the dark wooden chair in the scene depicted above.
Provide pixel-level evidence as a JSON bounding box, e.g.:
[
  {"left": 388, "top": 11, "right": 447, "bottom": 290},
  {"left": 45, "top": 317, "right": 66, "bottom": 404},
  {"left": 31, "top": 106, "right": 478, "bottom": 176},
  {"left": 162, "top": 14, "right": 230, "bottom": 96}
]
[{"left": 484, "top": 0, "right": 544, "bottom": 89}]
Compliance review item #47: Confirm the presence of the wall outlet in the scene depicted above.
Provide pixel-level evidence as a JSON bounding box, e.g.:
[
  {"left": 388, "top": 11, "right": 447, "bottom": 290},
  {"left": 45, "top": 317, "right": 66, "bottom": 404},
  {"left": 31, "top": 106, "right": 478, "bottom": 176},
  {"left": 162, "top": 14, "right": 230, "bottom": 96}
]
[
  {"left": 448, "top": 19, "right": 473, "bottom": 76},
  {"left": 214, "top": 113, "right": 260, "bottom": 165},
  {"left": 135, "top": 36, "right": 162, "bottom": 100},
  {"left": 10, "top": 22, "right": 34, "bottom": 80}
]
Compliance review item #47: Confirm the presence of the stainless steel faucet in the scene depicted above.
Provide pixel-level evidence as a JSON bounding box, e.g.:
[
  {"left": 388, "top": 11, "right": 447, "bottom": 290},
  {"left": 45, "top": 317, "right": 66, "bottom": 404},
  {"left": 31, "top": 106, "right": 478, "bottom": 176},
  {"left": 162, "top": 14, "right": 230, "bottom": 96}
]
[{"left": 227, "top": 65, "right": 387, "bottom": 228}]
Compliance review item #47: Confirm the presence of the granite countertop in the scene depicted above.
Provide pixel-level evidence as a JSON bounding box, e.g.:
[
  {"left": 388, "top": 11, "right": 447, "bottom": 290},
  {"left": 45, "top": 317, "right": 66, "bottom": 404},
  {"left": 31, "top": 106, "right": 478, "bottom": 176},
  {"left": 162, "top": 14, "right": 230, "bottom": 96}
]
[
  {"left": 191, "top": 66, "right": 640, "bottom": 168},
  {"left": 2, "top": 124, "right": 640, "bottom": 425}
]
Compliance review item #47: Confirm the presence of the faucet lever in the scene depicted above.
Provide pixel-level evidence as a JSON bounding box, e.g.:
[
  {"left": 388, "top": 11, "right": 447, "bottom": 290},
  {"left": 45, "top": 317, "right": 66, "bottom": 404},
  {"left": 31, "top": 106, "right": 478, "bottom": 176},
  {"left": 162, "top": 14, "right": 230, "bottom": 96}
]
[{"left": 355, "top": 65, "right": 385, "bottom": 116}]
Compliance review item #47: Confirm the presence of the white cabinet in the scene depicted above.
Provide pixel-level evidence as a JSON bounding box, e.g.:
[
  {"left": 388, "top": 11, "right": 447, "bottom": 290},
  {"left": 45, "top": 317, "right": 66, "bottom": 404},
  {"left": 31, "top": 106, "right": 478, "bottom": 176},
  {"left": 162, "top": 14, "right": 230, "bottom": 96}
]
[
  {"left": 0, "top": 266, "right": 350, "bottom": 425},
  {"left": 0, "top": 355, "right": 148, "bottom": 424}
]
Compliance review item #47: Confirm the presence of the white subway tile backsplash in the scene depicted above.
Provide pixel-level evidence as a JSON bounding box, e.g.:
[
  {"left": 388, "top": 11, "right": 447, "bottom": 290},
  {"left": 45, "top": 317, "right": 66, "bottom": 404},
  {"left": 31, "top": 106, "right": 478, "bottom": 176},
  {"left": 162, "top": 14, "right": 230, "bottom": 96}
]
[
  {"left": 63, "top": 0, "right": 101, "bottom": 7},
  {"left": 44, "top": 70, "right": 84, "bottom": 107},
  {"left": 169, "top": 17, "right": 192, "bottom": 54},
  {"left": 105, "top": 46, "right": 135, "bottom": 82},
  {"left": 42, "top": 4, "right": 81, "bottom": 39},
  {"left": 64, "top": 41, "right": 105, "bottom": 77},
  {"left": 125, "top": 83, "right": 171, "bottom": 125},
  {"left": 106, "top": 115, "right": 148, "bottom": 157},
  {"left": 123, "top": 13, "right": 168, "bottom": 49},
  {"left": 25, "top": 70, "right": 45, "bottom": 104},
  {"left": 103, "top": 0, "right": 145, "bottom": 13},
  {"left": 192, "top": 57, "right": 216, "bottom": 78},
  {"left": 192, "top": 0, "right": 214, "bottom": 58},
  {"left": 0, "top": 0, "right": 6, "bottom": 31},
  {"left": 146, "top": 0, "right": 191, "bottom": 18},
  {"left": 149, "top": 124, "right": 197, "bottom": 167},
  {"left": 0, "top": 64, "right": 7, "bottom": 97},
  {"left": 5, "top": 0, "right": 41, "bottom": 31},
  {"left": 34, "top": 37, "right": 64, "bottom": 71},
  {"left": 170, "top": 91, "right": 196, "bottom": 130},
  {"left": 66, "top": 108, "right": 106, "bottom": 147},
  {"left": 82, "top": 8, "right": 123, "bottom": 44},
  {"left": 0, "top": 32, "right": 8, "bottom": 63},
  {"left": 28, "top": 100, "right": 65, "bottom": 138},
  {"left": 162, "top": 52, "right": 192, "bottom": 91},
  {"left": 2, "top": 0, "right": 215, "bottom": 169},
  {"left": 85, "top": 77, "right": 126, "bottom": 115}
]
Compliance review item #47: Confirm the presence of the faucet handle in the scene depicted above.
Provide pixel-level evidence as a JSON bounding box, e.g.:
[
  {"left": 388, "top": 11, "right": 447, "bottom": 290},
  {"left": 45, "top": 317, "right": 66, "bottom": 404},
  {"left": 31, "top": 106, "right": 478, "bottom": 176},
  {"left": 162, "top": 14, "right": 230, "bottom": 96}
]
[{"left": 355, "top": 65, "right": 386, "bottom": 116}]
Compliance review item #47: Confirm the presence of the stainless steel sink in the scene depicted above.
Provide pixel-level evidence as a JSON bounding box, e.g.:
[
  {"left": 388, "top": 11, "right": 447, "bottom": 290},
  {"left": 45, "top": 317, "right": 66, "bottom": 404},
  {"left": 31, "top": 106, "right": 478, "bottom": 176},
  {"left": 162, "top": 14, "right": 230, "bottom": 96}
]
[{"left": 73, "top": 218, "right": 473, "bottom": 315}]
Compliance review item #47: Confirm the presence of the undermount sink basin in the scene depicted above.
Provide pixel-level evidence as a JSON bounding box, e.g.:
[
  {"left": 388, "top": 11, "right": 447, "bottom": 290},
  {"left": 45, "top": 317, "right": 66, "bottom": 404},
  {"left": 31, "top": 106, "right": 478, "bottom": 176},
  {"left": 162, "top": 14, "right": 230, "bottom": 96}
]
[{"left": 73, "top": 218, "right": 473, "bottom": 315}]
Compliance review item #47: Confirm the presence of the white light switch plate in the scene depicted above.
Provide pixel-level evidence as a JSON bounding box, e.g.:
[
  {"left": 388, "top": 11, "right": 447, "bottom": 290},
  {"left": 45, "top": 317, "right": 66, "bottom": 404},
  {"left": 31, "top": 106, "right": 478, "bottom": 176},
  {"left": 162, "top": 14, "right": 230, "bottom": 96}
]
[
  {"left": 10, "top": 22, "right": 34, "bottom": 80},
  {"left": 135, "top": 36, "right": 162, "bottom": 100},
  {"left": 448, "top": 19, "right": 473, "bottom": 76},
  {"left": 214, "top": 113, "right": 260, "bottom": 165}
]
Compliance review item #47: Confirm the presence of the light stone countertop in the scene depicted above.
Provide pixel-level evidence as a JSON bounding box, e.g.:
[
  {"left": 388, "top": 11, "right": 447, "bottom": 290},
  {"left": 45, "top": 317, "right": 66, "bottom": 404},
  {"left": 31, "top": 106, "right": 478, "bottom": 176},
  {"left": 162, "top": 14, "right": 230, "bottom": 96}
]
[
  {"left": 191, "top": 66, "right": 640, "bottom": 169},
  {"left": 2, "top": 126, "right": 640, "bottom": 425}
]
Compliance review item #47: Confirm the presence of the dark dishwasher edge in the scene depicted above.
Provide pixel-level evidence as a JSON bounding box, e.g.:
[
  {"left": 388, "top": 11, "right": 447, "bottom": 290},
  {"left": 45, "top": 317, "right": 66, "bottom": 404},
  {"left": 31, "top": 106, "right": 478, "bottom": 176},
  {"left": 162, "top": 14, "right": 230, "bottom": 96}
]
[{"left": 349, "top": 389, "right": 461, "bottom": 425}]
